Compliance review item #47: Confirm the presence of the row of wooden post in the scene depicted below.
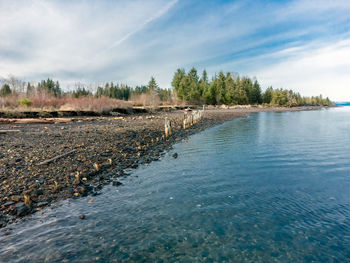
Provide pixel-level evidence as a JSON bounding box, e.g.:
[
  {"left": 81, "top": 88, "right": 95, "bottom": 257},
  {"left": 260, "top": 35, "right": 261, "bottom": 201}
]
[
  {"left": 164, "top": 106, "right": 205, "bottom": 139},
  {"left": 183, "top": 105, "right": 204, "bottom": 129}
]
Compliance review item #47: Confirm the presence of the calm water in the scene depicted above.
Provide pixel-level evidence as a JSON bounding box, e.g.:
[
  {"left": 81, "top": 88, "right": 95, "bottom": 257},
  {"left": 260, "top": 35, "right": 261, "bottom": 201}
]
[{"left": 1, "top": 107, "right": 350, "bottom": 262}]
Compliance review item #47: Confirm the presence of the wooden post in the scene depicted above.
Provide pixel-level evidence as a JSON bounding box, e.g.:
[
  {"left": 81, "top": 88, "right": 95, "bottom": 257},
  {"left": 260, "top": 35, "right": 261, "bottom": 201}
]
[
  {"left": 165, "top": 117, "right": 169, "bottom": 138},
  {"left": 169, "top": 119, "right": 172, "bottom": 136},
  {"left": 165, "top": 117, "right": 172, "bottom": 138}
]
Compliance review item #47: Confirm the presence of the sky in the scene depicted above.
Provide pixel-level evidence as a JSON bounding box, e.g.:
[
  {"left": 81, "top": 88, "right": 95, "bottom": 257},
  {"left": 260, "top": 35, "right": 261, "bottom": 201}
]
[{"left": 0, "top": 0, "right": 350, "bottom": 100}]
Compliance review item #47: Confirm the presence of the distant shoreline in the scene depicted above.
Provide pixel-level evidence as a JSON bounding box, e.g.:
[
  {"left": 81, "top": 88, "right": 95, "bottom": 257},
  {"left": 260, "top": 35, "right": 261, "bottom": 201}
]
[
  {"left": 335, "top": 102, "right": 350, "bottom": 106},
  {"left": 0, "top": 105, "right": 326, "bottom": 229}
]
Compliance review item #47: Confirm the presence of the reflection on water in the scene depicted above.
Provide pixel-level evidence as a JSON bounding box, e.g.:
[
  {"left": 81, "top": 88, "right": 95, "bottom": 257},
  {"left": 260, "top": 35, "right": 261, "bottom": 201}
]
[{"left": 1, "top": 107, "right": 350, "bottom": 262}]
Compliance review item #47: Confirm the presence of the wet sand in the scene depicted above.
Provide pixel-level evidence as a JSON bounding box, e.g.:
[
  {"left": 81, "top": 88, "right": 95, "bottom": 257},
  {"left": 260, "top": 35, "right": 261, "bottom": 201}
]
[{"left": 0, "top": 106, "right": 324, "bottom": 228}]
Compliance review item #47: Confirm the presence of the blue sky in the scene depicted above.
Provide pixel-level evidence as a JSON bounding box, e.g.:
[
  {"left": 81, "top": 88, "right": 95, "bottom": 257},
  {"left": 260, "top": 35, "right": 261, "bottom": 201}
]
[{"left": 0, "top": 0, "right": 350, "bottom": 100}]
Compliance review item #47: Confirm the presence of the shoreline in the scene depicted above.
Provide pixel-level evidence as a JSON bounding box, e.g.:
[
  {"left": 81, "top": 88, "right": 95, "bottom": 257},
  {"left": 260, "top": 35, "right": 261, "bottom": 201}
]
[{"left": 0, "top": 106, "right": 325, "bottom": 229}]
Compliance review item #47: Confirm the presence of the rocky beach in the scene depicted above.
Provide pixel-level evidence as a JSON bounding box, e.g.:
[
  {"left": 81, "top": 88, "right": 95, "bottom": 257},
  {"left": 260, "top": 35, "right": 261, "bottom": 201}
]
[{"left": 0, "top": 106, "right": 324, "bottom": 229}]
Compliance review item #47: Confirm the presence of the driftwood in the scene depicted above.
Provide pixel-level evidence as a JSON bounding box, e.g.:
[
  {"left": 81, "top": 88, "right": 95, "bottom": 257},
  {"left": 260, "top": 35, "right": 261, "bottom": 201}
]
[
  {"left": 0, "top": 130, "right": 21, "bottom": 134},
  {"left": 0, "top": 118, "right": 73, "bottom": 124},
  {"left": 37, "top": 149, "right": 77, "bottom": 165}
]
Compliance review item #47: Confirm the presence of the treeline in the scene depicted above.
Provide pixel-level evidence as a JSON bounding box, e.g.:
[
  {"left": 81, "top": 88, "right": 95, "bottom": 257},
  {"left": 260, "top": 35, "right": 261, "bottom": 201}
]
[
  {"left": 0, "top": 69, "right": 333, "bottom": 107},
  {"left": 94, "top": 77, "right": 171, "bottom": 101},
  {"left": 0, "top": 77, "right": 172, "bottom": 102},
  {"left": 0, "top": 78, "right": 63, "bottom": 98},
  {"left": 172, "top": 67, "right": 333, "bottom": 106},
  {"left": 261, "top": 87, "right": 332, "bottom": 106}
]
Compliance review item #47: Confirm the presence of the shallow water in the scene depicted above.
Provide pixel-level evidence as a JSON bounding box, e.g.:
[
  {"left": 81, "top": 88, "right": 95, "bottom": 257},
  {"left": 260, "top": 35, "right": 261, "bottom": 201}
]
[{"left": 1, "top": 107, "right": 350, "bottom": 262}]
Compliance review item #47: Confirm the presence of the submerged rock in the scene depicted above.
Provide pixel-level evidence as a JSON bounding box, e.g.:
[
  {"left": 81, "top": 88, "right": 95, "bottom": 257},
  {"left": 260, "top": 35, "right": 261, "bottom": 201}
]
[
  {"left": 14, "top": 203, "right": 30, "bottom": 217},
  {"left": 112, "top": 181, "right": 122, "bottom": 187}
]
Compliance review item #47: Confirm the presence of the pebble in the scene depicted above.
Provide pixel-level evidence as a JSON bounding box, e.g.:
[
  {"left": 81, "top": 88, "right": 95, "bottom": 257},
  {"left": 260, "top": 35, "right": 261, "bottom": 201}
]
[{"left": 0, "top": 110, "right": 224, "bottom": 228}]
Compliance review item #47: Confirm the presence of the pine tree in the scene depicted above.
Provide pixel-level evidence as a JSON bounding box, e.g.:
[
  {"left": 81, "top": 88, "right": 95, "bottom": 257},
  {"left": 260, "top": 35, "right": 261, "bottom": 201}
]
[
  {"left": 0, "top": 84, "right": 11, "bottom": 97},
  {"left": 172, "top": 68, "right": 186, "bottom": 100},
  {"left": 186, "top": 67, "right": 200, "bottom": 103}
]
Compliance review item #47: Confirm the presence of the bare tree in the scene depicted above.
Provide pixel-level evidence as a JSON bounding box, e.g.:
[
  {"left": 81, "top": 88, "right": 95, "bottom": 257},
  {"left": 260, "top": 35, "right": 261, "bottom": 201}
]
[{"left": 7, "top": 75, "right": 25, "bottom": 95}]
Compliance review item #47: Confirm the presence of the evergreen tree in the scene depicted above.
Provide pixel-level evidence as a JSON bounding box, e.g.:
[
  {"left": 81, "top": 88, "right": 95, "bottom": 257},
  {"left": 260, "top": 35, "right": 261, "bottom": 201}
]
[
  {"left": 148, "top": 77, "right": 159, "bottom": 109},
  {"left": 205, "top": 78, "right": 217, "bottom": 105},
  {"left": 199, "top": 70, "right": 209, "bottom": 103},
  {"left": 251, "top": 80, "right": 262, "bottom": 104},
  {"left": 171, "top": 68, "right": 186, "bottom": 100},
  {"left": 72, "top": 87, "right": 91, "bottom": 98},
  {"left": 186, "top": 67, "right": 201, "bottom": 103},
  {"left": 241, "top": 77, "right": 254, "bottom": 104},
  {"left": 26, "top": 82, "right": 34, "bottom": 97},
  {"left": 224, "top": 72, "right": 235, "bottom": 104},
  {"left": 37, "top": 79, "right": 62, "bottom": 97},
  {"left": 148, "top": 77, "right": 158, "bottom": 91},
  {"left": 96, "top": 86, "right": 104, "bottom": 98},
  {"left": 232, "top": 77, "right": 249, "bottom": 105},
  {"left": 0, "top": 84, "right": 11, "bottom": 97},
  {"left": 215, "top": 72, "right": 226, "bottom": 104},
  {"left": 134, "top": 85, "right": 149, "bottom": 94},
  {"left": 262, "top": 87, "right": 273, "bottom": 104}
]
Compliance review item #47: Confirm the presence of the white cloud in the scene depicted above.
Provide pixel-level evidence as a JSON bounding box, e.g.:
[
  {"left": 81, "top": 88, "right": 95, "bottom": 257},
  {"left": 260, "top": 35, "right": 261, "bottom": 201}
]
[{"left": 253, "top": 40, "right": 350, "bottom": 101}]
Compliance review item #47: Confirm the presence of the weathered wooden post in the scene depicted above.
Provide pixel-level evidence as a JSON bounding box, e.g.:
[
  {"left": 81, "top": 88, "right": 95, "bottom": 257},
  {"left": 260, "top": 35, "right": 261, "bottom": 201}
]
[
  {"left": 168, "top": 119, "right": 172, "bottom": 136},
  {"left": 165, "top": 117, "right": 168, "bottom": 138},
  {"left": 165, "top": 117, "right": 171, "bottom": 138},
  {"left": 183, "top": 113, "right": 187, "bottom": 129}
]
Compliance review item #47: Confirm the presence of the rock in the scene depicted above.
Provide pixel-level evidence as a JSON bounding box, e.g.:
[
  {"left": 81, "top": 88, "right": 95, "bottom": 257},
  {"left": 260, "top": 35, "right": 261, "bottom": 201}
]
[
  {"left": 14, "top": 203, "right": 30, "bottom": 217},
  {"left": 4, "top": 201, "right": 15, "bottom": 206},
  {"left": 11, "top": 195, "right": 21, "bottom": 202},
  {"left": 76, "top": 186, "right": 86, "bottom": 194},
  {"left": 0, "top": 212, "right": 8, "bottom": 228},
  {"left": 172, "top": 153, "right": 178, "bottom": 159},
  {"left": 37, "top": 201, "right": 48, "bottom": 207},
  {"left": 131, "top": 164, "right": 139, "bottom": 169},
  {"left": 112, "top": 181, "right": 122, "bottom": 187},
  {"left": 32, "top": 189, "right": 44, "bottom": 197}
]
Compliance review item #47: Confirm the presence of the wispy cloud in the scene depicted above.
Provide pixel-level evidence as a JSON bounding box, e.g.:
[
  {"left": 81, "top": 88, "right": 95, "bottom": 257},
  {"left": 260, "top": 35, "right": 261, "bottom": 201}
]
[{"left": 107, "top": 0, "right": 178, "bottom": 50}]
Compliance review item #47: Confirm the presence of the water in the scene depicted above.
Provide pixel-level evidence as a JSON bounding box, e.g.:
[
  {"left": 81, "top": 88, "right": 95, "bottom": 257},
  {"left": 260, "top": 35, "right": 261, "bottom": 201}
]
[{"left": 1, "top": 107, "right": 350, "bottom": 262}]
